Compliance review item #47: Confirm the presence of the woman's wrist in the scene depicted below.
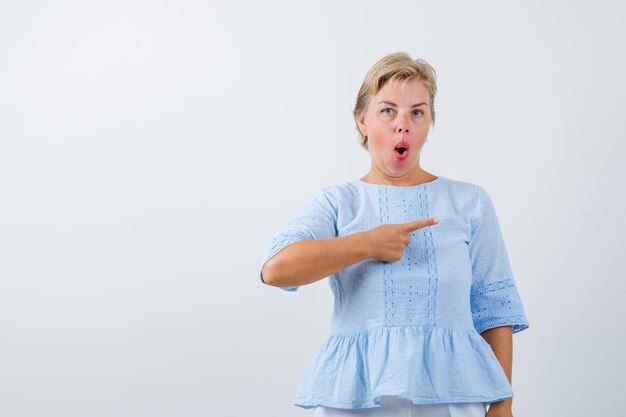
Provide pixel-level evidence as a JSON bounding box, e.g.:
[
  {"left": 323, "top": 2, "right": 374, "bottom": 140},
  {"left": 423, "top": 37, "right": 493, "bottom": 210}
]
[{"left": 489, "top": 397, "right": 512, "bottom": 410}]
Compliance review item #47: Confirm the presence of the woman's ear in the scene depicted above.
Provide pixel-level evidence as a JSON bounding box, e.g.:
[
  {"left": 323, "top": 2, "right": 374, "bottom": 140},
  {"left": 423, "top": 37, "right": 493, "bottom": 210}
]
[{"left": 356, "top": 110, "right": 367, "bottom": 137}]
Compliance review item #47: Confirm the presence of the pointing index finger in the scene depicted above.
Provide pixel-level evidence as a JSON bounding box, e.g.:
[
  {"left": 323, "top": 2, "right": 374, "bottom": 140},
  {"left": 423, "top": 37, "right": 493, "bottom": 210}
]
[{"left": 403, "top": 217, "right": 439, "bottom": 231}]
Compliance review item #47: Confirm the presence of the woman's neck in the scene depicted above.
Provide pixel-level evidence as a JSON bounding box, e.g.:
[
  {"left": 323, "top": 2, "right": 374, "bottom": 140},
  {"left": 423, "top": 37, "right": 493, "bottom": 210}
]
[{"left": 360, "top": 168, "right": 437, "bottom": 186}]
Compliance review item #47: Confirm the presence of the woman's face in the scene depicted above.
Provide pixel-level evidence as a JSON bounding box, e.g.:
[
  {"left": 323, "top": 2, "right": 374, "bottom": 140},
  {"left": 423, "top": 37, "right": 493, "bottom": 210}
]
[{"left": 357, "top": 78, "right": 432, "bottom": 182}]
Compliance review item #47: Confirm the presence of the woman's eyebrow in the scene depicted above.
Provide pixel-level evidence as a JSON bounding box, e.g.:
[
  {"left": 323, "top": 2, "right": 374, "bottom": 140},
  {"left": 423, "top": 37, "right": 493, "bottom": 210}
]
[{"left": 378, "top": 100, "right": 428, "bottom": 107}]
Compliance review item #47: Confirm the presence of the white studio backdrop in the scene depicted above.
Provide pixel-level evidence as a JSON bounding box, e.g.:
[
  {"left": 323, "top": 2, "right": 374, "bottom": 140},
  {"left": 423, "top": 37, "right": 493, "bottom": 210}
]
[{"left": 1, "top": 1, "right": 624, "bottom": 416}]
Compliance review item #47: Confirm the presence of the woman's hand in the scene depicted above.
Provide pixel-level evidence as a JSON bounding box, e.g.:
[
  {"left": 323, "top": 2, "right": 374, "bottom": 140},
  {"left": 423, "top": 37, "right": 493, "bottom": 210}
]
[
  {"left": 364, "top": 218, "right": 438, "bottom": 262},
  {"left": 486, "top": 400, "right": 513, "bottom": 417}
]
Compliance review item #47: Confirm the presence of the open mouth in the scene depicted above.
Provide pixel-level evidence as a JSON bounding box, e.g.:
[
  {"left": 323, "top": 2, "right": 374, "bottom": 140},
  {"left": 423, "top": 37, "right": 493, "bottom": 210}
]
[{"left": 393, "top": 141, "right": 409, "bottom": 160}]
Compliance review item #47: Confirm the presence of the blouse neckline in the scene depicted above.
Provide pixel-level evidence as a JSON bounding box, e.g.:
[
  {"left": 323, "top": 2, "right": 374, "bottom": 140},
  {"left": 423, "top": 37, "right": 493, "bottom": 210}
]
[{"left": 355, "top": 176, "right": 444, "bottom": 188}]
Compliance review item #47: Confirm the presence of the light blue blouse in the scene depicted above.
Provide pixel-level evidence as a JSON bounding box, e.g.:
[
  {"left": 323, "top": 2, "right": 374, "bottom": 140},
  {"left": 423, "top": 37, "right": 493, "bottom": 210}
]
[{"left": 259, "top": 176, "right": 529, "bottom": 409}]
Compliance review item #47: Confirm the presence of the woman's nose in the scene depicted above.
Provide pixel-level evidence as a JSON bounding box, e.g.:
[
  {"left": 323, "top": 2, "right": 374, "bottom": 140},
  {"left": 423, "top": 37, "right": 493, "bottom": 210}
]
[{"left": 396, "top": 118, "right": 409, "bottom": 133}]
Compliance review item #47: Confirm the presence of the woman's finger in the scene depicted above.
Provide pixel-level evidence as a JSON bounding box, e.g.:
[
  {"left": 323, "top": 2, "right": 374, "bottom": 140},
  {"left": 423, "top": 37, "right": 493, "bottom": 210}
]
[{"left": 403, "top": 218, "right": 438, "bottom": 232}]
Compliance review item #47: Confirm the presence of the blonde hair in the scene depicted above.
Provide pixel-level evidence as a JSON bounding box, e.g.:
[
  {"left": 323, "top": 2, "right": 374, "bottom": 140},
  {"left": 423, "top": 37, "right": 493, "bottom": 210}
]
[{"left": 353, "top": 52, "right": 437, "bottom": 150}]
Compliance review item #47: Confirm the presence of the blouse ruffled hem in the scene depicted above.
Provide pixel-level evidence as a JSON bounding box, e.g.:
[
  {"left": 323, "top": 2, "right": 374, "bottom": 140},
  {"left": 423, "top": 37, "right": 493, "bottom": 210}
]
[
  {"left": 292, "top": 326, "right": 514, "bottom": 410},
  {"left": 294, "top": 391, "right": 513, "bottom": 410}
]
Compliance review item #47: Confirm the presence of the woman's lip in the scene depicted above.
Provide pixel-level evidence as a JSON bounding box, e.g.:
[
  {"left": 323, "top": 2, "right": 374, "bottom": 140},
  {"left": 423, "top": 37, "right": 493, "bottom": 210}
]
[
  {"left": 393, "top": 148, "right": 409, "bottom": 160},
  {"left": 393, "top": 140, "right": 410, "bottom": 160}
]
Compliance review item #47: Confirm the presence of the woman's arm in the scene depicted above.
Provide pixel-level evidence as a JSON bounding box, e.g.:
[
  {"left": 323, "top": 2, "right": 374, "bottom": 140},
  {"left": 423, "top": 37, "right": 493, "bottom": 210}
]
[
  {"left": 261, "top": 231, "right": 371, "bottom": 288},
  {"left": 262, "top": 218, "right": 438, "bottom": 288},
  {"left": 481, "top": 326, "right": 514, "bottom": 413}
]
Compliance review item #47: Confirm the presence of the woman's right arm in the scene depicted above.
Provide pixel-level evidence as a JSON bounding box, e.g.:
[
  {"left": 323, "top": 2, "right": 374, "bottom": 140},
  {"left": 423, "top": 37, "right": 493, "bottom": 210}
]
[
  {"left": 261, "top": 231, "right": 371, "bottom": 288},
  {"left": 261, "top": 218, "right": 438, "bottom": 288}
]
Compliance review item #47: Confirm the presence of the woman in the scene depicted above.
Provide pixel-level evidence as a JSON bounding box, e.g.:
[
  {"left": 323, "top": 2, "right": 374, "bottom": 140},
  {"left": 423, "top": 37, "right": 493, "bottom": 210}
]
[{"left": 260, "top": 52, "right": 529, "bottom": 417}]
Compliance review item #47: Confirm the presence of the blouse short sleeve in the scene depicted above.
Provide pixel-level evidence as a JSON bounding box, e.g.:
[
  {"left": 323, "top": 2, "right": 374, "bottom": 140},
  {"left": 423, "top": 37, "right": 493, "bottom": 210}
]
[
  {"left": 259, "top": 188, "right": 338, "bottom": 292},
  {"left": 468, "top": 186, "right": 529, "bottom": 334}
]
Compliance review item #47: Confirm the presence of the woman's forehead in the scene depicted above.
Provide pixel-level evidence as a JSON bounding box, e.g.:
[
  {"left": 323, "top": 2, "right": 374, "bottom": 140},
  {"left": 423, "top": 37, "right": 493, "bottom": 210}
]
[{"left": 375, "top": 79, "right": 430, "bottom": 103}]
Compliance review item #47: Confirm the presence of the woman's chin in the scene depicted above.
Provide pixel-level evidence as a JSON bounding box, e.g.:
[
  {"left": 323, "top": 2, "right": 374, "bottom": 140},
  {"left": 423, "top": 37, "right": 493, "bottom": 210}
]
[
  {"left": 383, "top": 166, "right": 414, "bottom": 178},
  {"left": 388, "top": 156, "right": 414, "bottom": 169}
]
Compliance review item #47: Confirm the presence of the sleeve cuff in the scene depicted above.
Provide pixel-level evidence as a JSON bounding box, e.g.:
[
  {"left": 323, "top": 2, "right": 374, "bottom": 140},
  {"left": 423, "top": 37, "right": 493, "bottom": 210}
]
[{"left": 471, "top": 278, "right": 529, "bottom": 334}]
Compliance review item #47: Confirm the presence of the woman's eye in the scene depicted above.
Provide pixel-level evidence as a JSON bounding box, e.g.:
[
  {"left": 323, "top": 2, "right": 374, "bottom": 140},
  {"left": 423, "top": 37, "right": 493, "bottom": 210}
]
[
  {"left": 413, "top": 109, "right": 423, "bottom": 116},
  {"left": 382, "top": 108, "right": 394, "bottom": 115}
]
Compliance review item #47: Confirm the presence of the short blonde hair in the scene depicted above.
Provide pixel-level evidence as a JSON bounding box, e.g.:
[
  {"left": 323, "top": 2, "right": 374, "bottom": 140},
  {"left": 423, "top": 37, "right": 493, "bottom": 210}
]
[{"left": 353, "top": 52, "right": 437, "bottom": 150}]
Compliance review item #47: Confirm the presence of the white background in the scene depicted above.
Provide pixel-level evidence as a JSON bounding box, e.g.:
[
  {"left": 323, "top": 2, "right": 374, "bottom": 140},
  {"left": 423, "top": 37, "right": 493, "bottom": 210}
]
[{"left": 1, "top": 1, "right": 625, "bottom": 416}]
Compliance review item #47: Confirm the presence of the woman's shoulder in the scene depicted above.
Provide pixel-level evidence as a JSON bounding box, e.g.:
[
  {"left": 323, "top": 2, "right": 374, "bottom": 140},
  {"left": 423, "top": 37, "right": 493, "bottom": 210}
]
[
  {"left": 440, "top": 176, "right": 485, "bottom": 194},
  {"left": 440, "top": 177, "right": 505, "bottom": 223},
  {"left": 315, "top": 180, "right": 362, "bottom": 202},
  {"left": 423, "top": 175, "right": 471, "bottom": 187}
]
